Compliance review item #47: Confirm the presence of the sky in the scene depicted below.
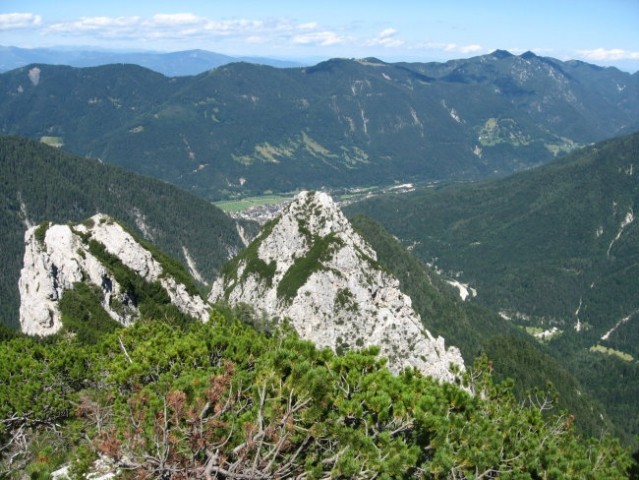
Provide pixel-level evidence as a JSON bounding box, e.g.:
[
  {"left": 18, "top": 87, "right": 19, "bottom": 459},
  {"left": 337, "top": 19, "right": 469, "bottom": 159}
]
[{"left": 1, "top": 0, "right": 638, "bottom": 71}]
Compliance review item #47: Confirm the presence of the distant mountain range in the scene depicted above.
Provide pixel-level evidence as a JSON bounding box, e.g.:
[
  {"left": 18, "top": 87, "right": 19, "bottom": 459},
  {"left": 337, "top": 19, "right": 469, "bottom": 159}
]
[
  {"left": 0, "top": 45, "right": 303, "bottom": 76},
  {"left": 1, "top": 50, "right": 637, "bottom": 200}
]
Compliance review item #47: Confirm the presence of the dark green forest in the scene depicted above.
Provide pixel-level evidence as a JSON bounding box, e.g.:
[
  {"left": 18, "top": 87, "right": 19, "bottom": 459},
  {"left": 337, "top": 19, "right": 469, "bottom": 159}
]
[{"left": 350, "top": 215, "right": 620, "bottom": 442}]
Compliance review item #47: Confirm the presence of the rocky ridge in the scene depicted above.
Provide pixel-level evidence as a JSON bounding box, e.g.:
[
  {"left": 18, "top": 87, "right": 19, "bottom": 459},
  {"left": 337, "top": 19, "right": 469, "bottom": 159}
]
[
  {"left": 209, "top": 191, "right": 464, "bottom": 381},
  {"left": 19, "top": 213, "right": 210, "bottom": 336}
]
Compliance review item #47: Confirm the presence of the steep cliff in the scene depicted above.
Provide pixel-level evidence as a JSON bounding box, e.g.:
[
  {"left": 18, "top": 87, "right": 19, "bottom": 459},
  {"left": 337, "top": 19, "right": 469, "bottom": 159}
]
[
  {"left": 19, "top": 214, "right": 210, "bottom": 336},
  {"left": 209, "top": 191, "right": 464, "bottom": 381}
]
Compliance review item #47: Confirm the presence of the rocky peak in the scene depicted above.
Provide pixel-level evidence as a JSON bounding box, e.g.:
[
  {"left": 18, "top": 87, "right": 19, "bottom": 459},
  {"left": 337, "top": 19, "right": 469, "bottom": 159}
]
[
  {"left": 19, "top": 214, "right": 210, "bottom": 336},
  {"left": 209, "top": 191, "right": 464, "bottom": 381}
]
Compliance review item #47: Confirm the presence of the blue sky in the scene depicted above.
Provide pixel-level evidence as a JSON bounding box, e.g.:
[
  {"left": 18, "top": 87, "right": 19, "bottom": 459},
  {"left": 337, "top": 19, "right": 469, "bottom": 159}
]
[{"left": 2, "top": 0, "right": 638, "bottom": 71}]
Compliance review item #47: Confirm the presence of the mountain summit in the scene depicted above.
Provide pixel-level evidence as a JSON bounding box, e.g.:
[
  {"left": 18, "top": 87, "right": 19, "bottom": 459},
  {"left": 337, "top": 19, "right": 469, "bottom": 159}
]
[{"left": 209, "top": 191, "right": 464, "bottom": 381}]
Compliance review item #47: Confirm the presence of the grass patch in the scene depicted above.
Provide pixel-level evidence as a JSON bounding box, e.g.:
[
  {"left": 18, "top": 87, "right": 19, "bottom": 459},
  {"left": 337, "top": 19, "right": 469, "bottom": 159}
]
[
  {"left": 521, "top": 325, "right": 562, "bottom": 342},
  {"left": 34, "top": 221, "right": 50, "bottom": 247},
  {"left": 301, "top": 131, "right": 335, "bottom": 157},
  {"left": 40, "top": 136, "right": 64, "bottom": 148},
  {"left": 277, "top": 233, "right": 344, "bottom": 302},
  {"left": 215, "top": 194, "right": 291, "bottom": 213},
  {"left": 544, "top": 137, "right": 578, "bottom": 156},
  {"left": 590, "top": 344, "right": 634, "bottom": 362},
  {"left": 221, "top": 217, "right": 280, "bottom": 296},
  {"left": 478, "top": 118, "right": 529, "bottom": 147},
  {"left": 254, "top": 141, "right": 294, "bottom": 163}
]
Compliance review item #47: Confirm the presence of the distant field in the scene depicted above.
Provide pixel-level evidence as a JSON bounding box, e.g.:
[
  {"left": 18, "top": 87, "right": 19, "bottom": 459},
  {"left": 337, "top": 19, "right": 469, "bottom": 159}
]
[
  {"left": 40, "top": 136, "right": 64, "bottom": 148},
  {"left": 590, "top": 344, "right": 634, "bottom": 362},
  {"left": 214, "top": 194, "right": 291, "bottom": 212},
  {"left": 214, "top": 183, "right": 426, "bottom": 213}
]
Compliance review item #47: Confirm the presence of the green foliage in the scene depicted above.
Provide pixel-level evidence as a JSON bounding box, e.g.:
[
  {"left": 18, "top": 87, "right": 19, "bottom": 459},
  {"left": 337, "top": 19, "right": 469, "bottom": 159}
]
[
  {"left": 220, "top": 217, "right": 279, "bottom": 295},
  {"left": 59, "top": 283, "right": 122, "bottom": 344},
  {"left": 0, "top": 334, "right": 90, "bottom": 475},
  {"left": 82, "top": 238, "right": 195, "bottom": 329},
  {"left": 277, "top": 232, "right": 344, "bottom": 301},
  {"left": 335, "top": 287, "right": 359, "bottom": 313},
  {"left": 484, "top": 335, "right": 616, "bottom": 439},
  {"left": 1, "top": 310, "right": 632, "bottom": 478},
  {"left": 33, "top": 221, "right": 49, "bottom": 246},
  {"left": 0, "top": 323, "right": 19, "bottom": 342},
  {"left": 87, "top": 239, "right": 168, "bottom": 306}
]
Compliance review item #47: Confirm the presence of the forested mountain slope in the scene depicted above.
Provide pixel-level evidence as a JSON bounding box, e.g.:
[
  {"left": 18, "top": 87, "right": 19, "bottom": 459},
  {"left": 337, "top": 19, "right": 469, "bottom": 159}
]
[
  {"left": 350, "top": 215, "right": 615, "bottom": 440},
  {"left": 1, "top": 50, "right": 637, "bottom": 199},
  {"left": 347, "top": 132, "right": 639, "bottom": 344},
  {"left": 346, "top": 131, "right": 639, "bottom": 443},
  {"left": 0, "top": 136, "right": 255, "bottom": 328}
]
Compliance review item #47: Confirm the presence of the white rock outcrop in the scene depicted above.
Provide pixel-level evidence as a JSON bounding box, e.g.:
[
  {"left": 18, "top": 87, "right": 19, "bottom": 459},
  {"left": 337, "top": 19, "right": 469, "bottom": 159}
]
[
  {"left": 19, "top": 214, "right": 210, "bottom": 336},
  {"left": 209, "top": 191, "right": 464, "bottom": 381}
]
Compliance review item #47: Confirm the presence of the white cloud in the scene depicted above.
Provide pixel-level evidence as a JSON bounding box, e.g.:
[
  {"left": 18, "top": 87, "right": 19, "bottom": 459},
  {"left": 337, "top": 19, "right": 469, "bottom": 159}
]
[
  {"left": 0, "top": 12, "right": 42, "bottom": 30},
  {"left": 150, "top": 13, "right": 203, "bottom": 26},
  {"left": 366, "top": 28, "right": 404, "bottom": 48},
  {"left": 379, "top": 28, "right": 397, "bottom": 38},
  {"left": 46, "top": 16, "right": 140, "bottom": 36},
  {"left": 441, "top": 43, "right": 482, "bottom": 54},
  {"left": 579, "top": 48, "right": 639, "bottom": 61},
  {"left": 293, "top": 31, "right": 345, "bottom": 46},
  {"left": 457, "top": 44, "right": 482, "bottom": 54},
  {"left": 43, "top": 13, "right": 347, "bottom": 48},
  {"left": 415, "top": 42, "right": 483, "bottom": 54},
  {"left": 298, "top": 22, "right": 320, "bottom": 31}
]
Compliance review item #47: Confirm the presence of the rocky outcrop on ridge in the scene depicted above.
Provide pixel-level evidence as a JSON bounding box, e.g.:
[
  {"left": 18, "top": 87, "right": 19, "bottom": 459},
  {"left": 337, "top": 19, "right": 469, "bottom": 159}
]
[
  {"left": 19, "top": 214, "right": 210, "bottom": 336},
  {"left": 209, "top": 191, "right": 464, "bottom": 381}
]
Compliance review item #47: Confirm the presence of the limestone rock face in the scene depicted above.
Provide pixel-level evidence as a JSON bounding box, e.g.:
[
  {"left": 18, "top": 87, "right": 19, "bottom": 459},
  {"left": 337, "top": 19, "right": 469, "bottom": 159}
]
[
  {"left": 19, "top": 214, "right": 210, "bottom": 336},
  {"left": 209, "top": 191, "right": 464, "bottom": 381}
]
